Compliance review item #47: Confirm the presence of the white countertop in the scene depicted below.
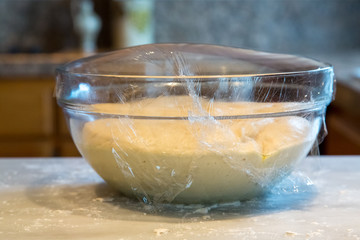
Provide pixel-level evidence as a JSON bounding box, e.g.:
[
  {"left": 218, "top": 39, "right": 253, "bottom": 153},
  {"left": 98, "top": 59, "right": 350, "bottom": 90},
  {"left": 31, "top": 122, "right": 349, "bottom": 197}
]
[{"left": 1, "top": 156, "right": 360, "bottom": 239}]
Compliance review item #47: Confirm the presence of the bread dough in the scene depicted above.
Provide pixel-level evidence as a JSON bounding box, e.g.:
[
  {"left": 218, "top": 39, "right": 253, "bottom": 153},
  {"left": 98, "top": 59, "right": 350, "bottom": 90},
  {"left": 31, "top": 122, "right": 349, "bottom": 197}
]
[{"left": 71, "top": 96, "right": 320, "bottom": 204}]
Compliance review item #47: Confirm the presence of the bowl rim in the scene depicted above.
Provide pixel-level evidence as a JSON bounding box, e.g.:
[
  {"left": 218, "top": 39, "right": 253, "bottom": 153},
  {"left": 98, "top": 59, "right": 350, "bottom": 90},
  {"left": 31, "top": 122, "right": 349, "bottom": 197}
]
[
  {"left": 56, "top": 43, "right": 334, "bottom": 80},
  {"left": 56, "top": 67, "right": 334, "bottom": 80}
]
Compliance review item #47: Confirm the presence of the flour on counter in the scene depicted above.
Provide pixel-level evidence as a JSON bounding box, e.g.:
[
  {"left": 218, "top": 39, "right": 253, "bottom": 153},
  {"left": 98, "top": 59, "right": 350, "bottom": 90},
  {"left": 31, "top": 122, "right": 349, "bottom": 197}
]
[{"left": 154, "top": 228, "right": 169, "bottom": 236}]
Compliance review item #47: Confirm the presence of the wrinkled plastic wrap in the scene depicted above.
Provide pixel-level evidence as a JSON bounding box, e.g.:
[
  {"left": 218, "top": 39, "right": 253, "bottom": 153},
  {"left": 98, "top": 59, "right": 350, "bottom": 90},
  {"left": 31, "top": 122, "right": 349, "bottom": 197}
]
[{"left": 56, "top": 44, "right": 335, "bottom": 204}]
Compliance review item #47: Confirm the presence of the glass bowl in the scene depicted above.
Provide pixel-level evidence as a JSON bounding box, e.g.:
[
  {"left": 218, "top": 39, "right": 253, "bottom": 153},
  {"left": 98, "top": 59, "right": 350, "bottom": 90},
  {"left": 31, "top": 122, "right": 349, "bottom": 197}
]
[{"left": 56, "top": 44, "right": 335, "bottom": 204}]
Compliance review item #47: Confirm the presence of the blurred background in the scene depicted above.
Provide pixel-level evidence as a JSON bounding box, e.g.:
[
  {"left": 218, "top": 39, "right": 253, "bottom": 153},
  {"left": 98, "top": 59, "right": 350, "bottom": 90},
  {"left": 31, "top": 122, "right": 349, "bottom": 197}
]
[{"left": 0, "top": 0, "right": 359, "bottom": 157}]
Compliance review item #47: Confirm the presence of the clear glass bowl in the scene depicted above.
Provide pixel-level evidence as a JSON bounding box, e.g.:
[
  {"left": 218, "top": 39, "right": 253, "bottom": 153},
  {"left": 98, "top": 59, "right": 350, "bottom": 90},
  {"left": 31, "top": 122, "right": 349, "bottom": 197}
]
[{"left": 56, "top": 44, "right": 335, "bottom": 204}]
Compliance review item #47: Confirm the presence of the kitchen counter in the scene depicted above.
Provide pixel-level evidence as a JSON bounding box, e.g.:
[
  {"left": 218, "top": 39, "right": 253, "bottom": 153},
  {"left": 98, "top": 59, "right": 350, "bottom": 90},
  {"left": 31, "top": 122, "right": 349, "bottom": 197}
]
[
  {"left": 0, "top": 52, "right": 92, "bottom": 77},
  {"left": 1, "top": 156, "right": 360, "bottom": 239}
]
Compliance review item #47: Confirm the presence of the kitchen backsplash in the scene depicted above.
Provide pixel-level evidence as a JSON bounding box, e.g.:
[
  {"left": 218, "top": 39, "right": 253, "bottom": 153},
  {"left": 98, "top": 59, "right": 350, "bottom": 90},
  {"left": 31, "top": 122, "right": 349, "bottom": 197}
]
[
  {"left": 0, "top": 0, "right": 359, "bottom": 54},
  {"left": 0, "top": 0, "right": 76, "bottom": 53},
  {"left": 154, "top": 0, "right": 360, "bottom": 54}
]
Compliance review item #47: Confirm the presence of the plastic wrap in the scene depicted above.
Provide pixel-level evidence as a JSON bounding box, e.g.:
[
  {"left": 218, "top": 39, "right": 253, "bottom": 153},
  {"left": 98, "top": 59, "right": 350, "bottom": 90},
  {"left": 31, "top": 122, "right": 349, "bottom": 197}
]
[{"left": 56, "top": 44, "right": 335, "bottom": 204}]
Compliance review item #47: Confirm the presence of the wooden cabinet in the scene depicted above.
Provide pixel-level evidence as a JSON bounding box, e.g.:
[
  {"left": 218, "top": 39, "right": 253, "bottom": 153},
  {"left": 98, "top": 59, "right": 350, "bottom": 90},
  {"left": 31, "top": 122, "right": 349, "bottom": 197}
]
[
  {"left": 0, "top": 78, "right": 54, "bottom": 136},
  {"left": 0, "top": 52, "right": 91, "bottom": 157},
  {"left": 0, "top": 140, "right": 54, "bottom": 157},
  {"left": 321, "top": 81, "right": 360, "bottom": 155},
  {"left": 0, "top": 77, "right": 80, "bottom": 157}
]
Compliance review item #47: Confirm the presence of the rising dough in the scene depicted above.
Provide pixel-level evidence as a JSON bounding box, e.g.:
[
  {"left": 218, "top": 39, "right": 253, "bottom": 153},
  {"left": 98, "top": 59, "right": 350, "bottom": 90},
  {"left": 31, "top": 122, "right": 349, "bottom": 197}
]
[{"left": 71, "top": 96, "right": 319, "bottom": 204}]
